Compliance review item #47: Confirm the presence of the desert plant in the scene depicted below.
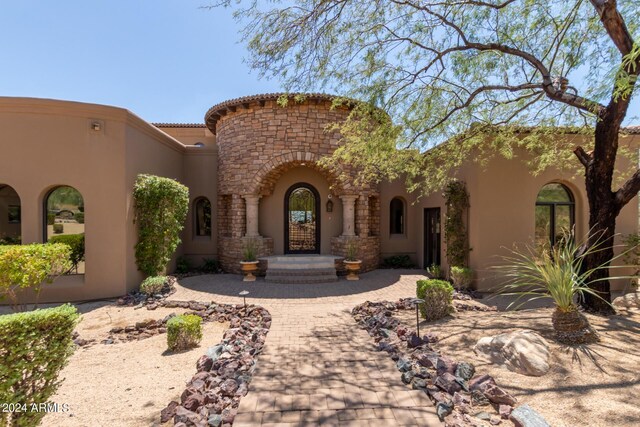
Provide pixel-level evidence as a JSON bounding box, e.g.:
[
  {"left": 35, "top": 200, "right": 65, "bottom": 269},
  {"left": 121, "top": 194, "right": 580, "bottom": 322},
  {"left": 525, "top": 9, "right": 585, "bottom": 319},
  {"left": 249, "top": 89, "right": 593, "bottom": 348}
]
[
  {"left": 48, "top": 233, "right": 85, "bottom": 274},
  {"left": 46, "top": 212, "right": 55, "bottom": 226},
  {"left": 345, "top": 240, "right": 359, "bottom": 262},
  {"left": 426, "top": 264, "right": 443, "bottom": 279},
  {"left": 140, "top": 276, "right": 167, "bottom": 295},
  {"left": 416, "top": 279, "right": 454, "bottom": 321},
  {"left": 450, "top": 266, "right": 473, "bottom": 289},
  {"left": 167, "top": 314, "right": 202, "bottom": 351},
  {"left": 52, "top": 223, "right": 63, "bottom": 234},
  {"left": 74, "top": 212, "right": 85, "bottom": 224},
  {"left": 242, "top": 238, "right": 258, "bottom": 262},
  {"left": 0, "top": 244, "right": 71, "bottom": 310},
  {"left": 496, "top": 232, "right": 637, "bottom": 344},
  {"left": 382, "top": 255, "right": 415, "bottom": 269},
  {"left": 133, "top": 174, "right": 189, "bottom": 276},
  {"left": 0, "top": 304, "right": 79, "bottom": 427}
]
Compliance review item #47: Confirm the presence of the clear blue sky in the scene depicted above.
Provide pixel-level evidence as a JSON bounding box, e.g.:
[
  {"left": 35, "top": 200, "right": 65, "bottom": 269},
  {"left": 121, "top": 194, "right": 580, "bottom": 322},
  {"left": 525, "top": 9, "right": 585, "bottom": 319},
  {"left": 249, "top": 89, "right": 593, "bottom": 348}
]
[
  {"left": 0, "top": 1, "right": 637, "bottom": 125},
  {"left": 0, "top": 1, "right": 282, "bottom": 123}
]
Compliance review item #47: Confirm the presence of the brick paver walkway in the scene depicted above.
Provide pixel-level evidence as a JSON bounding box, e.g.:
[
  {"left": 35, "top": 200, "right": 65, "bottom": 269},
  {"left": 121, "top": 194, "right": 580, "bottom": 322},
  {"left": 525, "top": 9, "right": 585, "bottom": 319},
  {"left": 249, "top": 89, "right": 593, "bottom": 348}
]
[{"left": 170, "top": 270, "right": 441, "bottom": 426}]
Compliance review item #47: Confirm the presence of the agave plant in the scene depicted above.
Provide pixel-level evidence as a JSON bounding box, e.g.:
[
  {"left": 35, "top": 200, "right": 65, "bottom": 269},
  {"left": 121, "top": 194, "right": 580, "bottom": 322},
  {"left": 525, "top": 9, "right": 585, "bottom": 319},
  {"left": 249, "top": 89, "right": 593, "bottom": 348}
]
[{"left": 496, "top": 231, "right": 636, "bottom": 344}]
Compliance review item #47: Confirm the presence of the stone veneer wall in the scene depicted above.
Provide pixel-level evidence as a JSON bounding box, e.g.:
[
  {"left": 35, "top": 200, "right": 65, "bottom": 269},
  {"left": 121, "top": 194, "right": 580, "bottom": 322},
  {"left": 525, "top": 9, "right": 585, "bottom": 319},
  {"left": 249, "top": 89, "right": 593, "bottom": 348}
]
[
  {"left": 219, "top": 236, "right": 274, "bottom": 275},
  {"left": 213, "top": 96, "right": 380, "bottom": 273},
  {"left": 331, "top": 236, "right": 380, "bottom": 274}
]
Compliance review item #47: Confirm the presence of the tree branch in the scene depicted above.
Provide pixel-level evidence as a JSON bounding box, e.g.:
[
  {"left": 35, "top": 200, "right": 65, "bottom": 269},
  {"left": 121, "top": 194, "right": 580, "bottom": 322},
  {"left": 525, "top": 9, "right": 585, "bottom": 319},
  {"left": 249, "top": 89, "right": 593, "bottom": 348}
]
[
  {"left": 615, "top": 169, "right": 640, "bottom": 211},
  {"left": 573, "top": 146, "right": 593, "bottom": 167},
  {"left": 589, "top": 0, "right": 634, "bottom": 55}
]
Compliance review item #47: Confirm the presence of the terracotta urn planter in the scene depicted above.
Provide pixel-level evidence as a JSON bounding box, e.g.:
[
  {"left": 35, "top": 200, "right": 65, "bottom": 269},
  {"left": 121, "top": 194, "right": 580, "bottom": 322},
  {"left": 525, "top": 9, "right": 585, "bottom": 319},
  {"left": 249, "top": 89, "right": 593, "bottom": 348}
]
[
  {"left": 344, "top": 260, "right": 362, "bottom": 281},
  {"left": 240, "top": 261, "right": 259, "bottom": 282}
]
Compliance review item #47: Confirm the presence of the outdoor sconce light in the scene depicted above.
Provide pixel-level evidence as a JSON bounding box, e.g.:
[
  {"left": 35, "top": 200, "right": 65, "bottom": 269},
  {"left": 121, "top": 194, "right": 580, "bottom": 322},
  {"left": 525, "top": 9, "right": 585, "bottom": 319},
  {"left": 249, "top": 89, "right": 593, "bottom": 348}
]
[
  {"left": 410, "top": 298, "right": 425, "bottom": 336},
  {"left": 91, "top": 121, "right": 101, "bottom": 131},
  {"left": 326, "top": 199, "right": 333, "bottom": 213},
  {"left": 239, "top": 290, "right": 249, "bottom": 309}
]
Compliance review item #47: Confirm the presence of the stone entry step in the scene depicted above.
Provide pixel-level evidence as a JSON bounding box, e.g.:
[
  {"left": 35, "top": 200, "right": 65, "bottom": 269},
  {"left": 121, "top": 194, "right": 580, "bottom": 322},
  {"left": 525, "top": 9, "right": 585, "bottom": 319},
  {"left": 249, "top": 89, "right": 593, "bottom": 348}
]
[{"left": 262, "top": 255, "right": 341, "bottom": 284}]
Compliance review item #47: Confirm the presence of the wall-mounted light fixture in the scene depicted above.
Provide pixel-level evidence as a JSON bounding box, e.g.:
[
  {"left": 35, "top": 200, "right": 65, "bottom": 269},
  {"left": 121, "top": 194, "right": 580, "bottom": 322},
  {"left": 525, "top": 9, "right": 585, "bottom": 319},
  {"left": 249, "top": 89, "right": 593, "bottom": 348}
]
[
  {"left": 326, "top": 199, "right": 333, "bottom": 213},
  {"left": 91, "top": 121, "right": 101, "bottom": 131}
]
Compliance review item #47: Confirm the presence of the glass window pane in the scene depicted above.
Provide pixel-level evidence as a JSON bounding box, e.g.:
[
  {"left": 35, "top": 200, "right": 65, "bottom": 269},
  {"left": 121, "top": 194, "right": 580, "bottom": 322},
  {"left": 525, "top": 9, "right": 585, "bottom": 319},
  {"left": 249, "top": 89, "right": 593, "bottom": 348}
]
[
  {"left": 536, "top": 183, "right": 572, "bottom": 203},
  {"left": 46, "top": 186, "right": 85, "bottom": 274},
  {"left": 555, "top": 205, "right": 572, "bottom": 243},
  {"left": 535, "top": 205, "right": 551, "bottom": 251},
  {"left": 195, "top": 198, "right": 212, "bottom": 237}
]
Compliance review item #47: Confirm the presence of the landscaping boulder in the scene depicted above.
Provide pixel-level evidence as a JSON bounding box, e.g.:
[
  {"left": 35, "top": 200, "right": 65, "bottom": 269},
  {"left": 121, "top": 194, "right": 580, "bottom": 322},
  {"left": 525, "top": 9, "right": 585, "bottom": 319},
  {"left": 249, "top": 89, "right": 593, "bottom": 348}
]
[
  {"left": 474, "top": 330, "right": 550, "bottom": 376},
  {"left": 509, "top": 404, "right": 550, "bottom": 427},
  {"left": 612, "top": 292, "right": 640, "bottom": 311}
]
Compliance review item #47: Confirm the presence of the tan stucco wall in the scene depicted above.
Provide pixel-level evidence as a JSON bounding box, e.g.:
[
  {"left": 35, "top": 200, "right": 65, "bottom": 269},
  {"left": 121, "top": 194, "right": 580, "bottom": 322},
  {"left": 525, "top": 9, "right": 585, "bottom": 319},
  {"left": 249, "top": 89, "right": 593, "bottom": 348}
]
[
  {"left": 259, "top": 166, "right": 343, "bottom": 255},
  {"left": 379, "top": 179, "right": 420, "bottom": 264},
  {"left": 0, "top": 97, "right": 191, "bottom": 303}
]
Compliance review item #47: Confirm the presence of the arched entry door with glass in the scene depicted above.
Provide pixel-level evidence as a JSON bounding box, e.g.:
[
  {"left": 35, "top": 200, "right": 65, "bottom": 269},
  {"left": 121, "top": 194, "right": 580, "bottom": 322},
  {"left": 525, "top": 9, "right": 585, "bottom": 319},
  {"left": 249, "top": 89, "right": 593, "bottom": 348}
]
[{"left": 284, "top": 183, "right": 320, "bottom": 254}]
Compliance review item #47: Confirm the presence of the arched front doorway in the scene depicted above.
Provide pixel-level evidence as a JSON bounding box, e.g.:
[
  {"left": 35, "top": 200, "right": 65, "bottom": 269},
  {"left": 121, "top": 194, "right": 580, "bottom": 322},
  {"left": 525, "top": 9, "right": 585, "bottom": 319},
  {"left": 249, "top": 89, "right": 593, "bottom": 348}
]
[{"left": 285, "top": 183, "right": 320, "bottom": 254}]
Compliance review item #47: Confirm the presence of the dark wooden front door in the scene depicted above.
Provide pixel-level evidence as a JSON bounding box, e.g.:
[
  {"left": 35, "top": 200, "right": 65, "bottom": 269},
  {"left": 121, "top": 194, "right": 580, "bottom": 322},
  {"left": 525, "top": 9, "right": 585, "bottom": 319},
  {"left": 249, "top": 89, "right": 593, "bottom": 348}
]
[
  {"left": 424, "top": 208, "right": 441, "bottom": 268},
  {"left": 285, "top": 183, "right": 320, "bottom": 254}
]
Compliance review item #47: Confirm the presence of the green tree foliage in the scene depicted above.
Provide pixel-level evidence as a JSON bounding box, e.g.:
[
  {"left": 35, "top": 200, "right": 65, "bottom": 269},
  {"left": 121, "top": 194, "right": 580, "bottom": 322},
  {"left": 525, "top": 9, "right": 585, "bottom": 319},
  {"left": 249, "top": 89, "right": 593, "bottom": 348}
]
[
  {"left": 133, "top": 175, "right": 189, "bottom": 276},
  {"left": 218, "top": 0, "right": 640, "bottom": 313},
  {"left": 0, "top": 244, "right": 71, "bottom": 310},
  {"left": 0, "top": 304, "right": 79, "bottom": 427}
]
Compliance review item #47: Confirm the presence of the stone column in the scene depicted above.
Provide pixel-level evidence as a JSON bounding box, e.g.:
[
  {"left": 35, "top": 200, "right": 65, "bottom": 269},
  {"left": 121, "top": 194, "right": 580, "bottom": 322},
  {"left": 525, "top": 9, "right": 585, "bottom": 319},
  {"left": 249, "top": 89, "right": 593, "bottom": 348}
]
[
  {"left": 243, "top": 195, "right": 261, "bottom": 237},
  {"left": 340, "top": 195, "right": 358, "bottom": 236}
]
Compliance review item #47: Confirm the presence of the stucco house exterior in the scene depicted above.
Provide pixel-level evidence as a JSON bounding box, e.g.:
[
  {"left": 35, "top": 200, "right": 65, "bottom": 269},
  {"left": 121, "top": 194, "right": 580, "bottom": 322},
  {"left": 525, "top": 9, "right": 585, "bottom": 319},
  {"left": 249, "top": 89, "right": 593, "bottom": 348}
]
[{"left": 0, "top": 94, "right": 638, "bottom": 303}]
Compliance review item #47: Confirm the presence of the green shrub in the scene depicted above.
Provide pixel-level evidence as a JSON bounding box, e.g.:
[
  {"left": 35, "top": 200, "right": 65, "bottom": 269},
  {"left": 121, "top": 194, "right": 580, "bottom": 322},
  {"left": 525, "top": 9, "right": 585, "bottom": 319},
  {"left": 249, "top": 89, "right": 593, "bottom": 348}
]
[
  {"left": 382, "top": 255, "right": 415, "bottom": 269},
  {"left": 52, "top": 223, "right": 63, "bottom": 234},
  {"left": 426, "top": 264, "right": 443, "bottom": 279},
  {"left": 0, "top": 304, "right": 79, "bottom": 426},
  {"left": 48, "top": 234, "right": 85, "bottom": 273},
  {"left": 74, "top": 212, "right": 85, "bottom": 224},
  {"left": 450, "top": 266, "right": 473, "bottom": 289},
  {"left": 345, "top": 240, "right": 359, "bottom": 261},
  {"left": 140, "top": 276, "right": 167, "bottom": 295},
  {"left": 0, "top": 244, "right": 71, "bottom": 310},
  {"left": 175, "top": 256, "right": 191, "bottom": 274},
  {"left": 200, "top": 258, "right": 220, "bottom": 273},
  {"left": 416, "top": 279, "right": 454, "bottom": 321},
  {"left": 46, "top": 213, "right": 55, "bottom": 226},
  {"left": 0, "top": 235, "right": 21, "bottom": 245},
  {"left": 167, "top": 314, "right": 202, "bottom": 351},
  {"left": 133, "top": 174, "right": 189, "bottom": 276}
]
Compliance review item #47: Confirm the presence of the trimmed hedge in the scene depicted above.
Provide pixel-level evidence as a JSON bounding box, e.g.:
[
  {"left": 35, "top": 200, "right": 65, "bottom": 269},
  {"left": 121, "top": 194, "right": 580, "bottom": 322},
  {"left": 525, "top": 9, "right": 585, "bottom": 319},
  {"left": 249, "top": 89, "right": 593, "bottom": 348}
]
[
  {"left": 0, "top": 244, "right": 71, "bottom": 308},
  {"left": 167, "top": 314, "right": 202, "bottom": 351},
  {"left": 0, "top": 304, "right": 79, "bottom": 426},
  {"left": 133, "top": 174, "right": 189, "bottom": 276},
  {"left": 140, "top": 276, "right": 166, "bottom": 295},
  {"left": 416, "top": 279, "right": 454, "bottom": 321},
  {"left": 52, "top": 223, "right": 63, "bottom": 234},
  {"left": 48, "top": 234, "right": 85, "bottom": 273}
]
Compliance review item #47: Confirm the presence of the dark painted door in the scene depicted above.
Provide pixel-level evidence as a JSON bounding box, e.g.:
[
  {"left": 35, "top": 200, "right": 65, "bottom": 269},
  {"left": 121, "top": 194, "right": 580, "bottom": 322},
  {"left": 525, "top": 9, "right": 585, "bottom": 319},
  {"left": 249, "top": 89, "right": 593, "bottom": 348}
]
[{"left": 424, "top": 208, "right": 441, "bottom": 268}]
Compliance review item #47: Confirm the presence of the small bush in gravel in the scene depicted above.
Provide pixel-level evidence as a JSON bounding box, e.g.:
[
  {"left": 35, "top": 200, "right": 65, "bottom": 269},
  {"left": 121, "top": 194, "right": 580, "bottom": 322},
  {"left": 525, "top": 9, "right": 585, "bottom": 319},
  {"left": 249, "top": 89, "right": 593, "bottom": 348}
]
[
  {"left": 140, "top": 276, "right": 167, "bottom": 295},
  {"left": 450, "top": 266, "right": 473, "bottom": 289},
  {"left": 167, "top": 314, "right": 202, "bottom": 351},
  {"left": 416, "top": 279, "right": 454, "bottom": 321}
]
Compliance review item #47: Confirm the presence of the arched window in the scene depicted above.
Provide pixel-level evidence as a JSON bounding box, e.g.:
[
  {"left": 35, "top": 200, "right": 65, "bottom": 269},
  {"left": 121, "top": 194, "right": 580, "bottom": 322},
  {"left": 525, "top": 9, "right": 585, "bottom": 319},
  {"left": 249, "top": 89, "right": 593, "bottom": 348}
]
[
  {"left": 390, "top": 197, "right": 405, "bottom": 235},
  {"left": 45, "top": 186, "right": 85, "bottom": 274},
  {"left": 194, "top": 197, "right": 212, "bottom": 237},
  {"left": 535, "top": 183, "right": 574, "bottom": 250},
  {"left": 0, "top": 184, "right": 21, "bottom": 245}
]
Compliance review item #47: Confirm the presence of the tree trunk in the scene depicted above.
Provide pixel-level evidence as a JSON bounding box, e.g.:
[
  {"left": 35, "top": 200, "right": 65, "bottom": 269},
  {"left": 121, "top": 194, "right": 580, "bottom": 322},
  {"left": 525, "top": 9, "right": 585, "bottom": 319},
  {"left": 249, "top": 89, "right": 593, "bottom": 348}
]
[
  {"left": 581, "top": 118, "right": 620, "bottom": 315},
  {"left": 551, "top": 307, "right": 598, "bottom": 344}
]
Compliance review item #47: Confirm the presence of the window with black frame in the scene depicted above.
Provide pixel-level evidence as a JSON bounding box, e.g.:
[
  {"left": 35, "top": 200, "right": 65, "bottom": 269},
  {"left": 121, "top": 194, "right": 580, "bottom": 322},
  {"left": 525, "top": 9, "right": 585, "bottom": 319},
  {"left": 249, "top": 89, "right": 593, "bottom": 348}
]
[{"left": 535, "top": 183, "right": 575, "bottom": 251}]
